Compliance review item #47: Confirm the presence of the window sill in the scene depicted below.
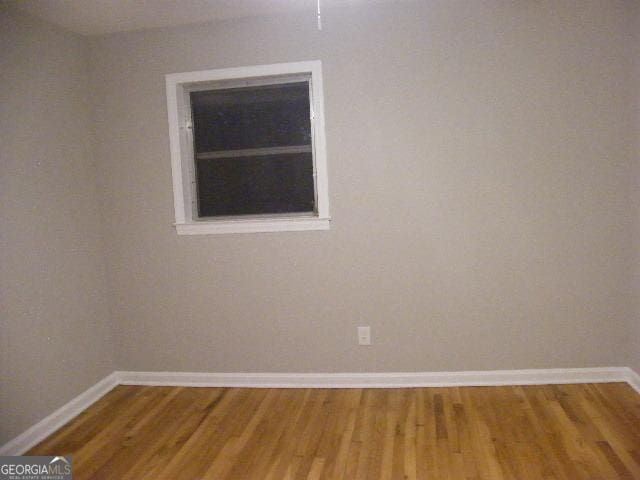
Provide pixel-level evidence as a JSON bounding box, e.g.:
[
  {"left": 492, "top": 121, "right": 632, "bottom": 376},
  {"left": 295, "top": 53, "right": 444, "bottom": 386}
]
[{"left": 174, "top": 216, "right": 331, "bottom": 235}]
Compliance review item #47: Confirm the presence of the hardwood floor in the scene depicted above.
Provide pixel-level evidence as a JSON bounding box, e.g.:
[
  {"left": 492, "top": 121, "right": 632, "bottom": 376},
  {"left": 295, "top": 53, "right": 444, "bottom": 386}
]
[{"left": 28, "top": 383, "right": 640, "bottom": 479}]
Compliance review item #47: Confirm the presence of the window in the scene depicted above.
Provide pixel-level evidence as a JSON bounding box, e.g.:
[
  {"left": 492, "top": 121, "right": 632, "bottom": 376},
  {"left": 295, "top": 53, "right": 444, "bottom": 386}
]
[{"left": 166, "top": 61, "right": 330, "bottom": 235}]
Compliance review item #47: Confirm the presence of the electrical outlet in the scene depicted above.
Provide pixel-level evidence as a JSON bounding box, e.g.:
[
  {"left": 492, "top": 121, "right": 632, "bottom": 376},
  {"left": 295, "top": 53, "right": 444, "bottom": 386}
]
[{"left": 357, "top": 326, "right": 371, "bottom": 346}]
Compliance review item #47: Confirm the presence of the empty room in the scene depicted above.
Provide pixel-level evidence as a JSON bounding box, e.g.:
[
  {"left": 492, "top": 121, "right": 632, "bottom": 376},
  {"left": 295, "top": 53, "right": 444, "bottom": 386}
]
[{"left": 1, "top": 0, "right": 639, "bottom": 478}]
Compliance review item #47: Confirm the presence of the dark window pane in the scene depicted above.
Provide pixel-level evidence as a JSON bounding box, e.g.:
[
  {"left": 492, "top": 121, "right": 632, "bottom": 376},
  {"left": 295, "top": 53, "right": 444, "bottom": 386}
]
[
  {"left": 196, "top": 153, "right": 315, "bottom": 217},
  {"left": 190, "top": 82, "right": 311, "bottom": 152}
]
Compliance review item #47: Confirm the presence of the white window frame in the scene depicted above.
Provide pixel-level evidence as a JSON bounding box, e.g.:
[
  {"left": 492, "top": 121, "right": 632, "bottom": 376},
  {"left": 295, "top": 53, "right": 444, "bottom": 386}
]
[{"left": 165, "top": 61, "right": 330, "bottom": 235}]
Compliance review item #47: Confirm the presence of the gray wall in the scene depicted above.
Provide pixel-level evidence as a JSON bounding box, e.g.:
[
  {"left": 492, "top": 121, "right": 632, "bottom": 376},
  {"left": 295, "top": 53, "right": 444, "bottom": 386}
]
[
  {"left": 89, "top": 1, "right": 637, "bottom": 374},
  {"left": 631, "top": 1, "right": 640, "bottom": 375},
  {"left": 0, "top": 7, "right": 115, "bottom": 444}
]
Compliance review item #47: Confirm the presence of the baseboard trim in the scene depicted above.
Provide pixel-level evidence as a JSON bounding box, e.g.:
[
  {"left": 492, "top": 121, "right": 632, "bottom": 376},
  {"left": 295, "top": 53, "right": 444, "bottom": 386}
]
[
  {"left": 117, "top": 367, "right": 630, "bottom": 389},
  {"left": 626, "top": 367, "right": 640, "bottom": 393},
  {"left": 0, "top": 372, "right": 120, "bottom": 456},
  {"left": 3, "top": 366, "right": 637, "bottom": 455}
]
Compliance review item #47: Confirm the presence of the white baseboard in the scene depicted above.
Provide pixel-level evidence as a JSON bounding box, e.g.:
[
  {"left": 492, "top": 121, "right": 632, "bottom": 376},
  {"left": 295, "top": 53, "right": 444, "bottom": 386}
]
[
  {"left": 626, "top": 367, "right": 640, "bottom": 393},
  {"left": 3, "top": 366, "right": 638, "bottom": 456},
  {"left": 117, "top": 367, "right": 631, "bottom": 389},
  {"left": 0, "top": 372, "right": 120, "bottom": 456}
]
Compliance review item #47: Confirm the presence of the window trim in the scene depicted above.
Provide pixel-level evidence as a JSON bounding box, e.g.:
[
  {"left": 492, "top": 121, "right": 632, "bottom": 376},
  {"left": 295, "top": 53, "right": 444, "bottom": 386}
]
[{"left": 165, "top": 61, "right": 330, "bottom": 235}]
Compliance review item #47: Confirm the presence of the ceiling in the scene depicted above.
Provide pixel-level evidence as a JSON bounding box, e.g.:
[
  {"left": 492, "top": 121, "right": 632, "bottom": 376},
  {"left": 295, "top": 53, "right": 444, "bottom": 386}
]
[{"left": 8, "top": 0, "right": 400, "bottom": 36}]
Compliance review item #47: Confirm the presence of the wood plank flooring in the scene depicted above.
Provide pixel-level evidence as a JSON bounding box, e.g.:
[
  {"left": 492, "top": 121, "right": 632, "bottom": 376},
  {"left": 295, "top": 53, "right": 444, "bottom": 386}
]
[{"left": 28, "top": 383, "right": 640, "bottom": 479}]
